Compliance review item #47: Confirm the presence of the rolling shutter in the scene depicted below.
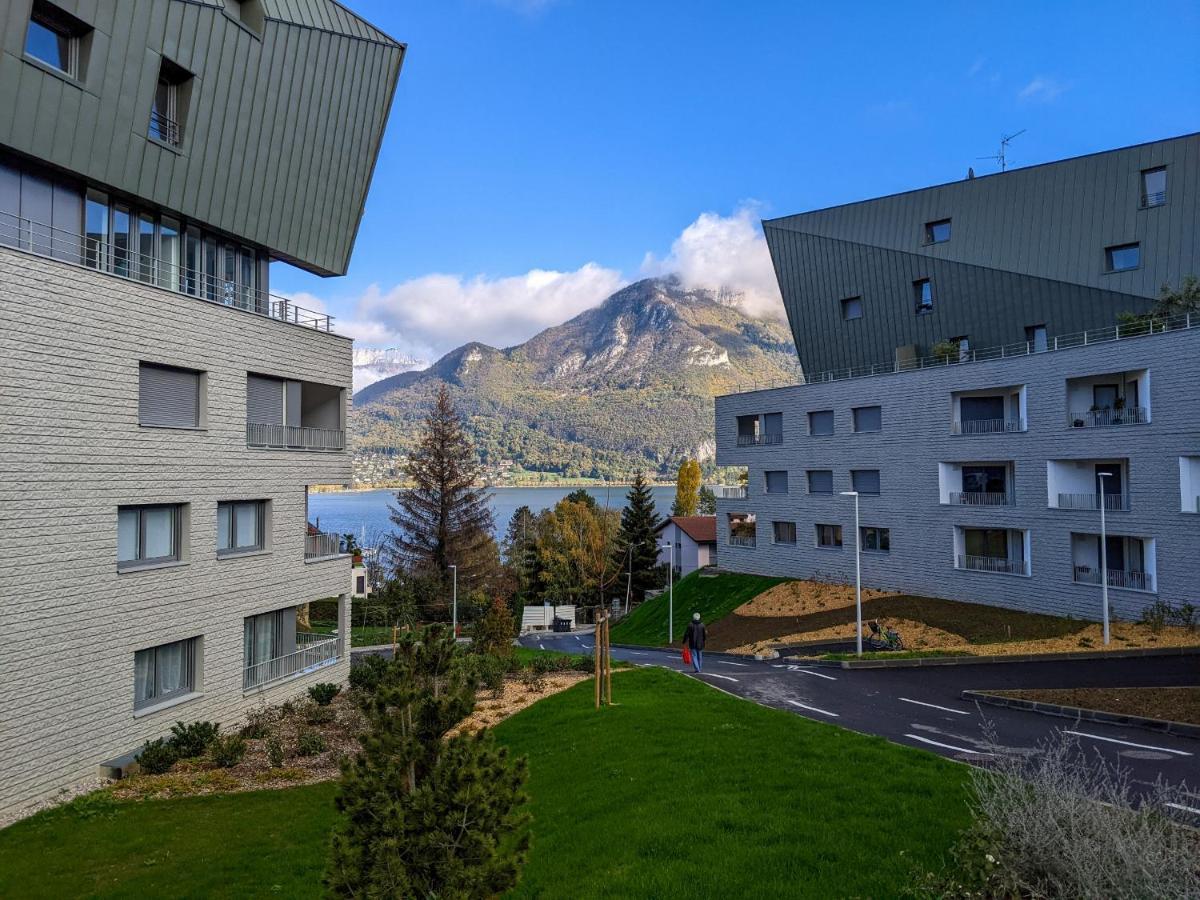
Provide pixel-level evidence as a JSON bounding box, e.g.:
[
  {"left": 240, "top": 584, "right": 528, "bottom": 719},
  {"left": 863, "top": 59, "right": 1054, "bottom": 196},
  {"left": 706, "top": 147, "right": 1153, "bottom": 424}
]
[
  {"left": 139, "top": 363, "right": 200, "bottom": 428},
  {"left": 246, "top": 374, "right": 284, "bottom": 425}
]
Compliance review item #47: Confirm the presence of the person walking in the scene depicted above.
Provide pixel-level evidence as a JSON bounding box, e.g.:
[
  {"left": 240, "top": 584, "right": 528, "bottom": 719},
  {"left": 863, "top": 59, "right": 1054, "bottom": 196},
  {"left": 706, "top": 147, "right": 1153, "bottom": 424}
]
[{"left": 682, "top": 612, "right": 706, "bottom": 674}]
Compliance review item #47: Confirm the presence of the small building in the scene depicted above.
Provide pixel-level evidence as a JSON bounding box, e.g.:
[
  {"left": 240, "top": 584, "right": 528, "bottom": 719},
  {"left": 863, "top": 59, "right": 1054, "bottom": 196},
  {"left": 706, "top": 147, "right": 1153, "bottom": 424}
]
[{"left": 656, "top": 516, "right": 718, "bottom": 577}]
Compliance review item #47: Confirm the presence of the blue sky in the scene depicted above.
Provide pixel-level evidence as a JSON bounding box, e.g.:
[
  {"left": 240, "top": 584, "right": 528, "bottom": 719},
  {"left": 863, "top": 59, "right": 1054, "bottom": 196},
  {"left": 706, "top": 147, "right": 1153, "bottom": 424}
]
[{"left": 277, "top": 0, "right": 1200, "bottom": 361}]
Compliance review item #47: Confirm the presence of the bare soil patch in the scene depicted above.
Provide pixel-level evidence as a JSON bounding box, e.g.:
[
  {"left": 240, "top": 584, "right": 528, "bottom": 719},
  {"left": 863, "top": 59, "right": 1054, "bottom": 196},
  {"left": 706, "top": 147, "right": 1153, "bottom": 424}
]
[
  {"left": 733, "top": 580, "right": 894, "bottom": 618},
  {"left": 988, "top": 686, "right": 1200, "bottom": 726}
]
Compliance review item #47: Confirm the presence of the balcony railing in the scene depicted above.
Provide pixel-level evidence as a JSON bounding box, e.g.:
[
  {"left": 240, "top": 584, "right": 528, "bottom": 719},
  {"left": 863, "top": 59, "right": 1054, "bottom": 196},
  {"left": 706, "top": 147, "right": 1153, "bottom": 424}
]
[
  {"left": 1067, "top": 407, "right": 1148, "bottom": 428},
  {"left": 951, "top": 418, "right": 1025, "bottom": 435},
  {"left": 1140, "top": 191, "right": 1166, "bottom": 209},
  {"left": 713, "top": 485, "right": 747, "bottom": 499},
  {"left": 1056, "top": 492, "right": 1129, "bottom": 512},
  {"left": 247, "top": 423, "right": 345, "bottom": 451},
  {"left": 243, "top": 633, "right": 340, "bottom": 690},
  {"left": 957, "top": 554, "right": 1029, "bottom": 576},
  {"left": 0, "top": 211, "right": 335, "bottom": 331},
  {"left": 305, "top": 531, "right": 345, "bottom": 560},
  {"left": 736, "top": 432, "right": 783, "bottom": 447},
  {"left": 149, "top": 109, "right": 182, "bottom": 146},
  {"left": 1073, "top": 566, "right": 1154, "bottom": 592},
  {"left": 728, "top": 534, "right": 757, "bottom": 548},
  {"left": 949, "top": 491, "right": 1012, "bottom": 506}
]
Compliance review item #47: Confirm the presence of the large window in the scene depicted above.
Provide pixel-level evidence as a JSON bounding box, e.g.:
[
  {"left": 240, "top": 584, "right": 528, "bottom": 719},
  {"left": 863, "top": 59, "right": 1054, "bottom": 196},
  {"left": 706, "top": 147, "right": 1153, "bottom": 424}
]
[
  {"left": 134, "top": 637, "right": 198, "bottom": 711},
  {"left": 924, "top": 219, "right": 951, "bottom": 244},
  {"left": 118, "top": 504, "right": 182, "bottom": 570},
  {"left": 964, "top": 528, "right": 1009, "bottom": 560},
  {"left": 1105, "top": 243, "right": 1140, "bottom": 273},
  {"left": 772, "top": 521, "right": 796, "bottom": 545},
  {"left": 1141, "top": 167, "right": 1166, "bottom": 208},
  {"left": 764, "top": 471, "right": 789, "bottom": 494},
  {"left": 852, "top": 405, "right": 882, "bottom": 433},
  {"left": 914, "top": 278, "right": 934, "bottom": 314},
  {"left": 139, "top": 362, "right": 201, "bottom": 429},
  {"left": 816, "top": 524, "right": 843, "bottom": 548},
  {"left": 218, "top": 500, "right": 266, "bottom": 556},
  {"left": 809, "top": 410, "right": 834, "bottom": 436},
  {"left": 851, "top": 469, "right": 881, "bottom": 495},
  {"left": 861, "top": 526, "right": 890, "bottom": 552},
  {"left": 808, "top": 470, "right": 834, "bottom": 494},
  {"left": 25, "top": 2, "right": 86, "bottom": 79}
]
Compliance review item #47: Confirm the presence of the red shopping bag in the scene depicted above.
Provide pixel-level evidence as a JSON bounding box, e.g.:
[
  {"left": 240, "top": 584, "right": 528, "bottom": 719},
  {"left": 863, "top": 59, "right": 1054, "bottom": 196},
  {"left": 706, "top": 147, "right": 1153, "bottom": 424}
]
[{"left": 682, "top": 647, "right": 692, "bottom": 665}]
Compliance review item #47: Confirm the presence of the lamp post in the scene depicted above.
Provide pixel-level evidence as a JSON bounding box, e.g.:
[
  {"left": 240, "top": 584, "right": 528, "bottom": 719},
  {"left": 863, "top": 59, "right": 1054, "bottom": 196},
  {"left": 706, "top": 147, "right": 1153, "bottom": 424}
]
[
  {"left": 1096, "top": 472, "right": 1111, "bottom": 645},
  {"left": 660, "top": 539, "right": 674, "bottom": 643},
  {"left": 839, "top": 491, "right": 862, "bottom": 657},
  {"left": 448, "top": 564, "right": 458, "bottom": 637}
]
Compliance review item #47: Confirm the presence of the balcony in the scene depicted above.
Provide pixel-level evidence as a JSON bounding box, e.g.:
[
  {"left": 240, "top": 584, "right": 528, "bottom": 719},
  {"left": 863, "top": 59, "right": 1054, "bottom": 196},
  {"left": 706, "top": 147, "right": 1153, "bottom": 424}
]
[
  {"left": 713, "top": 485, "right": 747, "bottom": 499},
  {"left": 728, "top": 534, "right": 757, "bottom": 548},
  {"left": 951, "top": 417, "right": 1025, "bottom": 435},
  {"left": 1065, "top": 370, "right": 1149, "bottom": 428},
  {"left": 957, "top": 554, "right": 1029, "bottom": 576},
  {"left": 247, "top": 423, "right": 345, "bottom": 451},
  {"left": 1067, "top": 407, "right": 1148, "bottom": 428},
  {"left": 0, "top": 211, "right": 335, "bottom": 331},
  {"left": 304, "top": 530, "right": 345, "bottom": 561},
  {"left": 950, "top": 385, "right": 1027, "bottom": 436},
  {"left": 243, "top": 632, "right": 340, "bottom": 690},
  {"left": 1070, "top": 532, "right": 1155, "bottom": 593},
  {"left": 736, "top": 432, "right": 783, "bottom": 447},
  {"left": 939, "top": 461, "right": 1014, "bottom": 506},
  {"left": 735, "top": 412, "right": 783, "bottom": 447},
  {"left": 1047, "top": 459, "right": 1128, "bottom": 511},
  {"left": 1072, "top": 566, "right": 1154, "bottom": 592},
  {"left": 949, "top": 492, "right": 1012, "bottom": 506},
  {"left": 1056, "top": 492, "right": 1128, "bottom": 512}
]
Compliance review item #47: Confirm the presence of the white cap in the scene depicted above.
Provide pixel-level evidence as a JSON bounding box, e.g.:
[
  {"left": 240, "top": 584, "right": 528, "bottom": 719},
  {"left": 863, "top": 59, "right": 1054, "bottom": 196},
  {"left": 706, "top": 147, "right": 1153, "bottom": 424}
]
[{"left": 692, "top": 612, "right": 701, "bottom": 621}]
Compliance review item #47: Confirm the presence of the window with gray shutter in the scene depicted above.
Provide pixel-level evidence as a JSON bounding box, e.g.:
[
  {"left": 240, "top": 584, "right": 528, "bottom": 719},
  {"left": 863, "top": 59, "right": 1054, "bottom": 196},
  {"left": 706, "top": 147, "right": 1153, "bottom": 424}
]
[
  {"left": 764, "top": 471, "right": 789, "bottom": 494},
  {"left": 139, "top": 363, "right": 200, "bottom": 428},
  {"left": 851, "top": 469, "right": 881, "bottom": 494},
  {"left": 809, "top": 410, "right": 834, "bottom": 436},
  {"left": 807, "top": 470, "right": 833, "bottom": 494},
  {"left": 853, "top": 406, "right": 882, "bottom": 432},
  {"left": 246, "top": 374, "right": 284, "bottom": 425}
]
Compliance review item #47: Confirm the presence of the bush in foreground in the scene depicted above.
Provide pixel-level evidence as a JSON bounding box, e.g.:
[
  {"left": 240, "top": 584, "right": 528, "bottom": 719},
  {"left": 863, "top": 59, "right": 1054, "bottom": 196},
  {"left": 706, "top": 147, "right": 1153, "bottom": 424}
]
[
  {"left": 209, "top": 735, "right": 247, "bottom": 768},
  {"left": 168, "top": 721, "right": 220, "bottom": 758},
  {"left": 308, "top": 683, "right": 342, "bottom": 706},
  {"left": 135, "top": 738, "right": 177, "bottom": 775}
]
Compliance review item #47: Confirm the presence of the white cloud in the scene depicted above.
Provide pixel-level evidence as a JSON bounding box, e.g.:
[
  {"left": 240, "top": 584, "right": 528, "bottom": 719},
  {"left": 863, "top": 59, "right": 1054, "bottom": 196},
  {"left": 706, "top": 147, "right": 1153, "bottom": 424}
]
[
  {"left": 640, "top": 205, "right": 785, "bottom": 321},
  {"left": 966, "top": 57, "right": 986, "bottom": 78},
  {"left": 1018, "top": 75, "right": 1068, "bottom": 102}
]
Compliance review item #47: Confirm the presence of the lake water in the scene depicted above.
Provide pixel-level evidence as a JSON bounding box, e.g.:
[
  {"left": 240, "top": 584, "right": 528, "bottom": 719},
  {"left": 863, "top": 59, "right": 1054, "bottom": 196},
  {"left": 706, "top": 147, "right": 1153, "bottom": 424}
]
[{"left": 309, "top": 485, "right": 677, "bottom": 544}]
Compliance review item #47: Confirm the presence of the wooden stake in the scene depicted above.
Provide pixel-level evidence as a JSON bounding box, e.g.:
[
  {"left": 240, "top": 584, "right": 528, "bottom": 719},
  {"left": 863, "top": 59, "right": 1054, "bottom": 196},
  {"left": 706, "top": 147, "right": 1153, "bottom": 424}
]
[
  {"left": 594, "top": 611, "right": 602, "bottom": 709},
  {"left": 604, "top": 615, "right": 613, "bottom": 705},
  {"left": 392, "top": 624, "right": 398, "bottom": 656}
]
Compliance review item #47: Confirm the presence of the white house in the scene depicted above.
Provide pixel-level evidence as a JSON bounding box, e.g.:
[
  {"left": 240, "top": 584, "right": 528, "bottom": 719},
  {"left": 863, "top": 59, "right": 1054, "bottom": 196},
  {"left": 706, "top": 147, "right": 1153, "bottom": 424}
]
[{"left": 656, "top": 516, "right": 718, "bottom": 577}]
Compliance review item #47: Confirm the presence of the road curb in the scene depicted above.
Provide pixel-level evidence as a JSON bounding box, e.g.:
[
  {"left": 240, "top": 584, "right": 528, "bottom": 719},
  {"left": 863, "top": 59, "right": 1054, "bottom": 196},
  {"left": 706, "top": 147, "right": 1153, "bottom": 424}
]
[
  {"left": 961, "top": 690, "right": 1200, "bottom": 740},
  {"left": 793, "top": 644, "right": 1200, "bottom": 669}
]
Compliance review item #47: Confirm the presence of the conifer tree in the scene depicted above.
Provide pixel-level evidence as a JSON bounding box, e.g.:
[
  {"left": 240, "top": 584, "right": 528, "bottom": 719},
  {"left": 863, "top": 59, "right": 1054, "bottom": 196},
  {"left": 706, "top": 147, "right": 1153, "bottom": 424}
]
[
  {"left": 614, "top": 471, "right": 663, "bottom": 603},
  {"left": 502, "top": 505, "right": 540, "bottom": 603},
  {"left": 671, "top": 459, "right": 702, "bottom": 516},
  {"left": 697, "top": 484, "right": 717, "bottom": 515},
  {"left": 327, "top": 625, "right": 529, "bottom": 897}
]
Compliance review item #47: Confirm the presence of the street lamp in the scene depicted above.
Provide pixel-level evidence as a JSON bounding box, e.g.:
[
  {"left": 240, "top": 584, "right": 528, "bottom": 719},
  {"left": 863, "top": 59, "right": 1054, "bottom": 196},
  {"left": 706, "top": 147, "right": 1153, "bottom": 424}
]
[
  {"left": 1096, "top": 472, "right": 1112, "bottom": 645},
  {"left": 660, "top": 540, "right": 674, "bottom": 643},
  {"left": 448, "top": 564, "right": 458, "bottom": 637},
  {"left": 840, "top": 491, "right": 863, "bottom": 657}
]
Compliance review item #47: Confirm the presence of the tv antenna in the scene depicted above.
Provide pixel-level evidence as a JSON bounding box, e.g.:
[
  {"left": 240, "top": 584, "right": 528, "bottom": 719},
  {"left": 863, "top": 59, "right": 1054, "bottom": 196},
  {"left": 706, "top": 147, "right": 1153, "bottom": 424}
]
[{"left": 978, "top": 129, "right": 1026, "bottom": 172}]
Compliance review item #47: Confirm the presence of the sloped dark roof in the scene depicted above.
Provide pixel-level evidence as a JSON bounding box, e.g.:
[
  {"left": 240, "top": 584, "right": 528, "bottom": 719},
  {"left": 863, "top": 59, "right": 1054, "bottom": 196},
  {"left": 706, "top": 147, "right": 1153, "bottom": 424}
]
[{"left": 656, "top": 516, "right": 717, "bottom": 544}]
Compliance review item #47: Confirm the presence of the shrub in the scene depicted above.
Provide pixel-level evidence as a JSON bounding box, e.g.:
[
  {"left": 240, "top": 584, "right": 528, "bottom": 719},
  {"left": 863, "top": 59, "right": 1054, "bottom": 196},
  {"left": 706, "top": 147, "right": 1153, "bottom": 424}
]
[
  {"left": 209, "top": 734, "right": 247, "bottom": 768},
  {"left": 531, "top": 654, "right": 557, "bottom": 676},
  {"left": 473, "top": 597, "right": 517, "bottom": 657},
  {"left": 135, "top": 739, "right": 177, "bottom": 775},
  {"left": 308, "top": 682, "right": 342, "bottom": 706},
  {"left": 573, "top": 653, "right": 595, "bottom": 673},
  {"left": 349, "top": 654, "right": 388, "bottom": 694},
  {"left": 1140, "top": 599, "right": 1171, "bottom": 633},
  {"left": 239, "top": 708, "right": 272, "bottom": 739},
  {"left": 297, "top": 730, "right": 327, "bottom": 756},
  {"left": 168, "top": 721, "right": 220, "bottom": 758},
  {"left": 474, "top": 653, "right": 507, "bottom": 698},
  {"left": 1172, "top": 602, "right": 1197, "bottom": 632},
  {"left": 520, "top": 668, "right": 546, "bottom": 693},
  {"left": 306, "top": 703, "right": 335, "bottom": 725},
  {"left": 266, "top": 735, "right": 286, "bottom": 768}
]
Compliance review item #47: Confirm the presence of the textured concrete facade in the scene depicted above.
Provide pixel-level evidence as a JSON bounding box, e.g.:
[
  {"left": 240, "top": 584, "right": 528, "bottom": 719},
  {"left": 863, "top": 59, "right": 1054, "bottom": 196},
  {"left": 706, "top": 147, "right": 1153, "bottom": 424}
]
[
  {"left": 0, "top": 248, "right": 354, "bottom": 815},
  {"left": 715, "top": 325, "right": 1200, "bottom": 621}
]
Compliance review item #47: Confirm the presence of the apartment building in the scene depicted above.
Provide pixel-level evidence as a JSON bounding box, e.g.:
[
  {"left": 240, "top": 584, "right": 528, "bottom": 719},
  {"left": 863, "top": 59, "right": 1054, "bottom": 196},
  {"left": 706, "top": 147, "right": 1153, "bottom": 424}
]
[
  {"left": 716, "top": 135, "right": 1199, "bottom": 621},
  {"left": 0, "top": 0, "right": 404, "bottom": 817}
]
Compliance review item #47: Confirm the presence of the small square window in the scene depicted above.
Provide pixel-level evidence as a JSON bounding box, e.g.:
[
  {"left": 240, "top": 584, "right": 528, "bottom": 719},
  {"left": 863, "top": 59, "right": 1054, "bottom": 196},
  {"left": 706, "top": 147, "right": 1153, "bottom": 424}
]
[
  {"left": 1105, "top": 243, "right": 1140, "bottom": 273},
  {"left": 816, "top": 524, "right": 843, "bottom": 548},
  {"left": 851, "top": 469, "right": 881, "bottom": 495},
  {"left": 772, "top": 521, "right": 796, "bottom": 545},
  {"left": 118, "top": 504, "right": 184, "bottom": 570},
  {"left": 807, "top": 470, "right": 834, "bottom": 494},
  {"left": 861, "top": 526, "right": 890, "bottom": 552},
  {"left": 24, "top": 2, "right": 86, "bottom": 78},
  {"left": 914, "top": 279, "right": 934, "bottom": 314},
  {"left": 809, "top": 410, "right": 834, "bottom": 436},
  {"left": 134, "top": 637, "right": 199, "bottom": 710},
  {"left": 1140, "top": 167, "right": 1166, "bottom": 208},
  {"left": 852, "top": 405, "right": 882, "bottom": 433},
  {"left": 764, "top": 471, "right": 789, "bottom": 494},
  {"left": 925, "top": 219, "right": 951, "bottom": 243},
  {"left": 841, "top": 296, "right": 863, "bottom": 320},
  {"left": 218, "top": 500, "right": 267, "bottom": 556}
]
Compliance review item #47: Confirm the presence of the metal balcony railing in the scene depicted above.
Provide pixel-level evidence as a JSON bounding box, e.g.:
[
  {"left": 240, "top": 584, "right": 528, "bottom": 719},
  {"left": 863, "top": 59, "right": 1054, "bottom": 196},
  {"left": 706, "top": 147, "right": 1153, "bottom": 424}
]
[
  {"left": 949, "top": 491, "right": 1012, "bottom": 506},
  {"left": 951, "top": 418, "right": 1025, "bottom": 435},
  {"left": 957, "top": 554, "right": 1029, "bottom": 576},
  {"left": 1073, "top": 566, "right": 1154, "bottom": 592},
  {"left": 305, "top": 531, "right": 345, "bottom": 560},
  {"left": 243, "top": 633, "right": 340, "bottom": 690},
  {"left": 149, "top": 109, "right": 182, "bottom": 146},
  {"left": 736, "top": 432, "right": 783, "bottom": 447},
  {"left": 713, "top": 485, "right": 747, "bottom": 499},
  {"left": 1067, "top": 407, "right": 1148, "bottom": 428},
  {"left": 728, "top": 534, "right": 757, "bottom": 548},
  {"left": 1056, "top": 492, "right": 1128, "bottom": 512},
  {"left": 1140, "top": 191, "right": 1166, "bottom": 209},
  {"left": 247, "top": 423, "right": 345, "bottom": 451},
  {"left": 0, "top": 211, "right": 335, "bottom": 332}
]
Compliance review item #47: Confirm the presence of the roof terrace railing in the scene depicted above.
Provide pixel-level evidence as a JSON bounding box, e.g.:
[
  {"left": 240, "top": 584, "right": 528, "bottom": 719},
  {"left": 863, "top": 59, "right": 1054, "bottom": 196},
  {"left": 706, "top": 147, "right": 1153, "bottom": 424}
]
[
  {"left": 729, "top": 312, "right": 1198, "bottom": 396},
  {"left": 0, "top": 210, "right": 335, "bottom": 332}
]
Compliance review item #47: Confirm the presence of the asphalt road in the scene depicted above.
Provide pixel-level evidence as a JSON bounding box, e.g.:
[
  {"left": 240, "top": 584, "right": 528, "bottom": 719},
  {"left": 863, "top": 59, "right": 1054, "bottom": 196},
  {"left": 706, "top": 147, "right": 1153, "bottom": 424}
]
[{"left": 516, "top": 630, "right": 1200, "bottom": 821}]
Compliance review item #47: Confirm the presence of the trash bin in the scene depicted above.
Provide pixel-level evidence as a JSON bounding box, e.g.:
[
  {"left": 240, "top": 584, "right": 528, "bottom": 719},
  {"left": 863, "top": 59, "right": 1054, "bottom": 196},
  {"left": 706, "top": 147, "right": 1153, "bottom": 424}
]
[{"left": 552, "top": 616, "right": 571, "bottom": 633}]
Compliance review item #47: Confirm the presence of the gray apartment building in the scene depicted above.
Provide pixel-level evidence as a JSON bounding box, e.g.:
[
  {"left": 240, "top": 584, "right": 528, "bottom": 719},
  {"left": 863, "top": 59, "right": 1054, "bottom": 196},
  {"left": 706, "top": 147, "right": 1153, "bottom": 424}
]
[
  {"left": 0, "top": 0, "right": 403, "bottom": 817},
  {"left": 715, "top": 134, "right": 1199, "bottom": 622}
]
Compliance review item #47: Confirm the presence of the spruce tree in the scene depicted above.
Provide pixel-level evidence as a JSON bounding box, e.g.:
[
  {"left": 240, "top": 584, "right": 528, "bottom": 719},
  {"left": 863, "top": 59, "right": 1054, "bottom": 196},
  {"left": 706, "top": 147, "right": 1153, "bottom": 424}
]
[
  {"left": 615, "top": 471, "right": 663, "bottom": 603},
  {"left": 698, "top": 484, "right": 717, "bottom": 515},
  {"left": 563, "top": 487, "right": 598, "bottom": 510},
  {"left": 390, "top": 385, "right": 495, "bottom": 592},
  {"left": 326, "top": 625, "right": 529, "bottom": 897},
  {"left": 502, "top": 505, "right": 539, "bottom": 603}
]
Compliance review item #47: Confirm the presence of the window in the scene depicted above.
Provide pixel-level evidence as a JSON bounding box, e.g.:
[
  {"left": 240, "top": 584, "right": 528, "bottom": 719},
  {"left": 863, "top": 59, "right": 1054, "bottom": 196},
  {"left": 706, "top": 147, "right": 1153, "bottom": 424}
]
[
  {"left": 84, "top": 189, "right": 108, "bottom": 269},
  {"left": 24, "top": 2, "right": 85, "bottom": 78},
  {"left": 218, "top": 500, "right": 266, "bottom": 556},
  {"left": 925, "top": 219, "right": 951, "bottom": 244},
  {"left": 1141, "top": 167, "right": 1166, "bottom": 208},
  {"left": 1105, "top": 243, "right": 1140, "bottom": 273},
  {"left": 134, "top": 637, "right": 198, "bottom": 710},
  {"left": 861, "top": 527, "right": 890, "bottom": 552},
  {"left": 139, "top": 362, "right": 201, "bottom": 428},
  {"left": 852, "top": 405, "right": 882, "bottom": 433},
  {"left": 962, "top": 465, "right": 1007, "bottom": 495},
  {"left": 809, "top": 410, "right": 834, "bottom": 436},
  {"left": 764, "top": 471, "right": 789, "bottom": 494},
  {"left": 851, "top": 469, "right": 881, "bottom": 495},
  {"left": 914, "top": 279, "right": 934, "bottom": 314},
  {"left": 244, "top": 608, "right": 295, "bottom": 671},
  {"left": 1025, "top": 324, "right": 1047, "bottom": 352},
  {"left": 816, "top": 524, "right": 843, "bottom": 548},
  {"left": 226, "top": 0, "right": 266, "bottom": 35},
  {"left": 807, "top": 470, "right": 834, "bottom": 494},
  {"left": 118, "top": 504, "right": 182, "bottom": 570},
  {"left": 841, "top": 296, "right": 863, "bottom": 320},
  {"left": 964, "top": 528, "right": 1010, "bottom": 559},
  {"left": 772, "top": 521, "right": 796, "bottom": 545}
]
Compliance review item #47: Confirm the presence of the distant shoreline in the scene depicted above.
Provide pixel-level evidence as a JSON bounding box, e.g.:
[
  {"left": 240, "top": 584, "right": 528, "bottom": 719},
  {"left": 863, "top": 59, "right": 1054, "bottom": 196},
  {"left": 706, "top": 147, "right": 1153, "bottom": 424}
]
[{"left": 313, "top": 481, "right": 675, "bottom": 494}]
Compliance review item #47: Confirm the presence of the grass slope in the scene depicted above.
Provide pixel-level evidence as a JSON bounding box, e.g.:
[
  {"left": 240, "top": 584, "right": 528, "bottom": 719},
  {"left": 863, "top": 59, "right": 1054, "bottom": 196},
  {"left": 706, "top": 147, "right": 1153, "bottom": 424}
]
[
  {"left": 0, "top": 671, "right": 969, "bottom": 899},
  {"left": 610, "top": 571, "right": 787, "bottom": 647}
]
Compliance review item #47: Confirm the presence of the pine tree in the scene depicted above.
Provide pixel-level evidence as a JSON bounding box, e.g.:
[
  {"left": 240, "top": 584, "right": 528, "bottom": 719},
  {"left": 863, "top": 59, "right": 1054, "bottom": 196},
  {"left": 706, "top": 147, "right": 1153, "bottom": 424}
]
[
  {"left": 671, "top": 459, "right": 702, "bottom": 516},
  {"left": 389, "top": 385, "right": 496, "bottom": 593},
  {"left": 614, "top": 471, "right": 664, "bottom": 603},
  {"left": 502, "top": 505, "right": 539, "bottom": 603},
  {"left": 473, "top": 597, "right": 517, "bottom": 658},
  {"left": 326, "top": 625, "right": 529, "bottom": 896},
  {"left": 697, "top": 484, "right": 717, "bottom": 515},
  {"left": 563, "top": 487, "right": 598, "bottom": 510}
]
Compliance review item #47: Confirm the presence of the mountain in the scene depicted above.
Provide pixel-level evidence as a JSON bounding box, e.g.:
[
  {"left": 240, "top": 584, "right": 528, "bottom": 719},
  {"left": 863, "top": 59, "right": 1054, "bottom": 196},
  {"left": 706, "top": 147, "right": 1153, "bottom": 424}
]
[
  {"left": 352, "top": 347, "right": 427, "bottom": 391},
  {"left": 351, "top": 277, "right": 801, "bottom": 484}
]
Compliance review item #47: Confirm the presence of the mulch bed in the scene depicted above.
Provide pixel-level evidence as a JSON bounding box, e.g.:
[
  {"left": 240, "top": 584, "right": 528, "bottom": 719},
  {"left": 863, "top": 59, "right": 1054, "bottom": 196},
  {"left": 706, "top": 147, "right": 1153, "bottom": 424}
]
[{"left": 989, "top": 686, "right": 1200, "bottom": 726}]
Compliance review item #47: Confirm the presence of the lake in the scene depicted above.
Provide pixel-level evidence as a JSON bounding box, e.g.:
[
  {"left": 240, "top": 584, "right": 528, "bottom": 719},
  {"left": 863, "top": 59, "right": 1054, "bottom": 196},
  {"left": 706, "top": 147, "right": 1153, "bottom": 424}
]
[{"left": 309, "top": 485, "right": 677, "bottom": 545}]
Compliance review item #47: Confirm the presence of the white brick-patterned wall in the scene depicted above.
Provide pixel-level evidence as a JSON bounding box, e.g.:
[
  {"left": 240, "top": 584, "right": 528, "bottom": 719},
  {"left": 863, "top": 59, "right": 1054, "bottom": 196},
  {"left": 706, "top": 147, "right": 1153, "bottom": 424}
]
[{"left": 0, "top": 247, "right": 355, "bottom": 817}]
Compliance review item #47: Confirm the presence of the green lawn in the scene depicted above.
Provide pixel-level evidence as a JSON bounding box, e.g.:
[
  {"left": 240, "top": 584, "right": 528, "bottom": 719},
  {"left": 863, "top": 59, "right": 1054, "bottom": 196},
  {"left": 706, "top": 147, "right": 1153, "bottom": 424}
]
[
  {"left": 609, "top": 571, "right": 787, "bottom": 646},
  {"left": 0, "top": 670, "right": 970, "bottom": 898}
]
